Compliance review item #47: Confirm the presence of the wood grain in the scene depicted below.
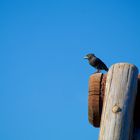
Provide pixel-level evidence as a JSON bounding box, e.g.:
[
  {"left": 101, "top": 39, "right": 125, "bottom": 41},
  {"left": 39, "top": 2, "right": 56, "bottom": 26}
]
[
  {"left": 88, "top": 73, "right": 103, "bottom": 127},
  {"left": 99, "top": 63, "right": 138, "bottom": 140}
]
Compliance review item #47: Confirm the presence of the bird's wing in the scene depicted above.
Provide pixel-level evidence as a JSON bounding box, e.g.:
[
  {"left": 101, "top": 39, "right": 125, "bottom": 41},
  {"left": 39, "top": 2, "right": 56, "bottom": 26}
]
[{"left": 96, "top": 58, "right": 108, "bottom": 71}]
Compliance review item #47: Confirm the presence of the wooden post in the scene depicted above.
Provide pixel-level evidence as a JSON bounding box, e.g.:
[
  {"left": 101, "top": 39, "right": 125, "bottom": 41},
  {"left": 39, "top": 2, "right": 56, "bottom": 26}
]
[
  {"left": 99, "top": 63, "right": 138, "bottom": 140},
  {"left": 88, "top": 73, "right": 103, "bottom": 127}
]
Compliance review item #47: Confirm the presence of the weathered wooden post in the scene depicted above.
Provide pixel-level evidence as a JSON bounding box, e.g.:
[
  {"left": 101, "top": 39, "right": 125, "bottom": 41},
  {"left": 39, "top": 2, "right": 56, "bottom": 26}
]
[
  {"left": 99, "top": 63, "right": 138, "bottom": 140},
  {"left": 88, "top": 63, "right": 139, "bottom": 140}
]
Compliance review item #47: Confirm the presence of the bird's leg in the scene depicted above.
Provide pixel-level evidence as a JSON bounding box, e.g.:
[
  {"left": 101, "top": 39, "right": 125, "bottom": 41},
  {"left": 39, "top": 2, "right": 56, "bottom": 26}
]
[
  {"left": 97, "top": 69, "right": 101, "bottom": 73},
  {"left": 94, "top": 69, "right": 101, "bottom": 74}
]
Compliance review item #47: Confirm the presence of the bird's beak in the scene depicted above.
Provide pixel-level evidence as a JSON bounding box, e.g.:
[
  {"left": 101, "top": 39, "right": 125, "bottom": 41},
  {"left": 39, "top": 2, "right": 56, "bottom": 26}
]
[{"left": 84, "top": 56, "right": 88, "bottom": 59}]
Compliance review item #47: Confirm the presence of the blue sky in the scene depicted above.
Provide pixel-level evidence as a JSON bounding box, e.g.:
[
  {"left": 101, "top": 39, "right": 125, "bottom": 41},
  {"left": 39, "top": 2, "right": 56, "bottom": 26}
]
[{"left": 0, "top": 0, "right": 140, "bottom": 140}]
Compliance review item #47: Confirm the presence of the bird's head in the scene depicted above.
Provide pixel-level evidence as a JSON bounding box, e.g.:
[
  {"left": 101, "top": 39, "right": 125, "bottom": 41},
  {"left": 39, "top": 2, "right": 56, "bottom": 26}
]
[{"left": 84, "top": 53, "right": 95, "bottom": 60}]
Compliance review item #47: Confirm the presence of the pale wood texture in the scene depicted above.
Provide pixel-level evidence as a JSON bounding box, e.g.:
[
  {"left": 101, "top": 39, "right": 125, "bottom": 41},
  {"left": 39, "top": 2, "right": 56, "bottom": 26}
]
[{"left": 99, "top": 63, "right": 138, "bottom": 140}]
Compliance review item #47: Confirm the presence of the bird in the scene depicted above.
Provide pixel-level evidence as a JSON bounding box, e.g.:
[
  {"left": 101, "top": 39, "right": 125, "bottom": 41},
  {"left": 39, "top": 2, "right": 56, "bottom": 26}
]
[{"left": 84, "top": 53, "right": 108, "bottom": 73}]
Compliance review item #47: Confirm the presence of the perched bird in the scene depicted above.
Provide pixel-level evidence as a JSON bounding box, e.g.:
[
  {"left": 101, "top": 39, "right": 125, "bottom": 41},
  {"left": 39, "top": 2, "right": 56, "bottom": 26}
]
[{"left": 84, "top": 53, "right": 108, "bottom": 73}]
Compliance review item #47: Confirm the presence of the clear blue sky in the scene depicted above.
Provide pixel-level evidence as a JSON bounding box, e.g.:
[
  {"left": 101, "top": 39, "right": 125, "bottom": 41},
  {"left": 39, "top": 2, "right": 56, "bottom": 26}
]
[{"left": 0, "top": 0, "right": 140, "bottom": 140}]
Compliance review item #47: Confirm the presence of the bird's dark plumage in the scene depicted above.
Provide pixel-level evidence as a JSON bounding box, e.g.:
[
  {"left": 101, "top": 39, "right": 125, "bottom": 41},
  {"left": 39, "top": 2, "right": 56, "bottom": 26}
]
[{"left": 84, "top": 53, "right": 108, "bottom": 72}]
